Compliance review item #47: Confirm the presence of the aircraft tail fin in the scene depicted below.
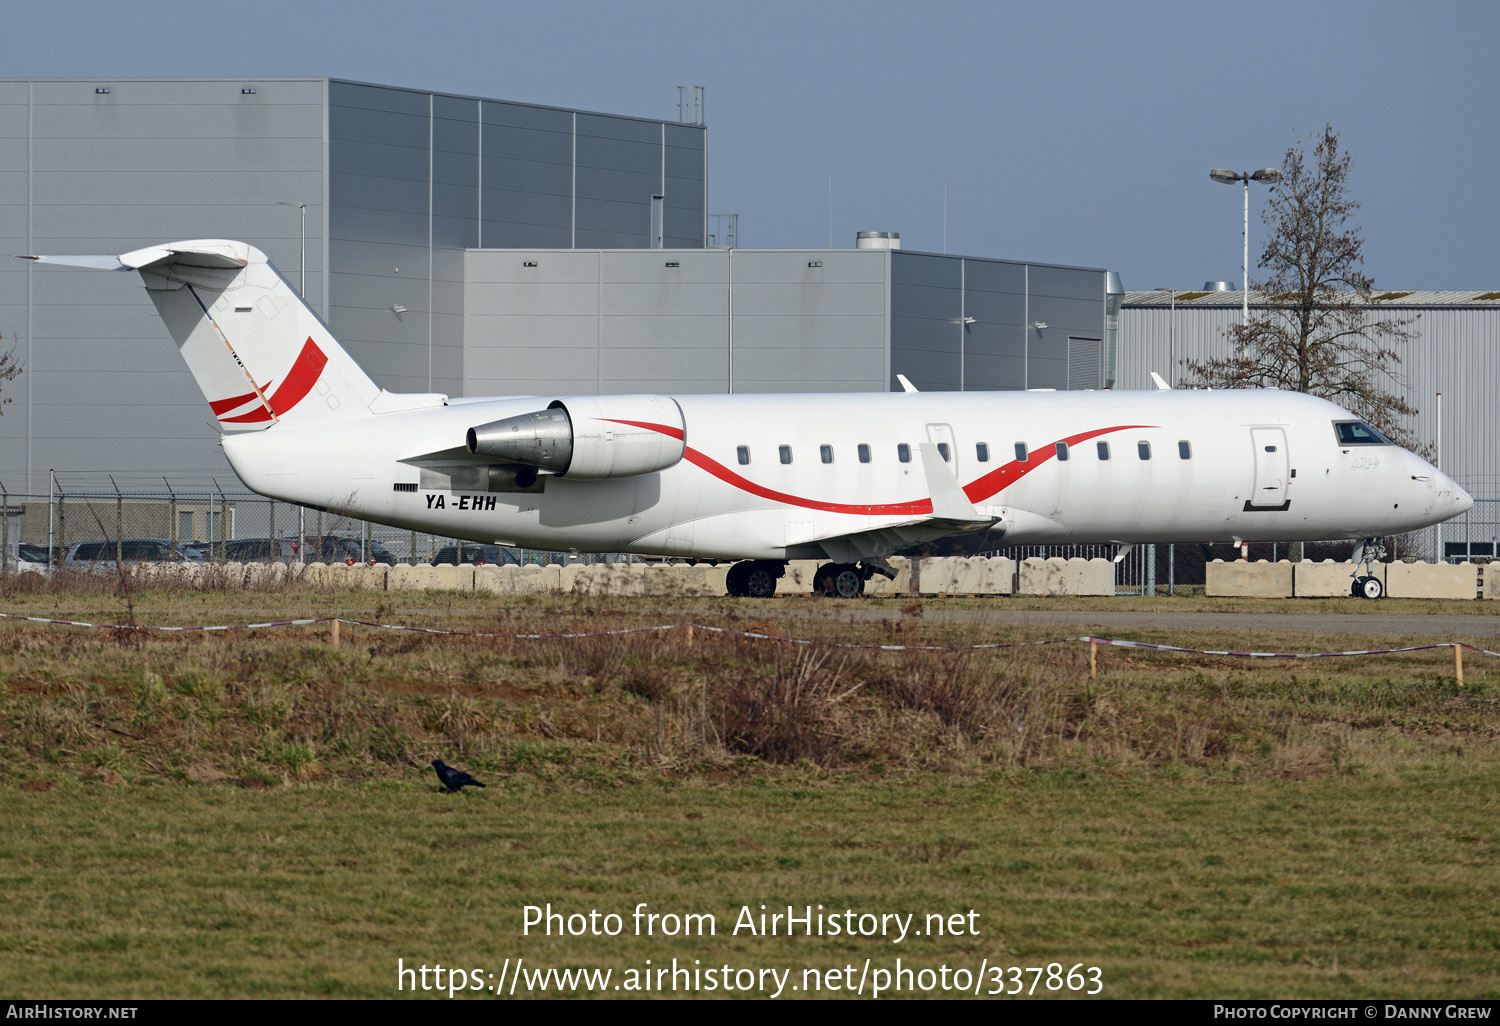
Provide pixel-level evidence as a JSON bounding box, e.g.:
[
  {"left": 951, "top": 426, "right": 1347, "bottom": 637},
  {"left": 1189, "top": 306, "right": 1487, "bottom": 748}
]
[{"left": 25, "top": 240, "right": 390, "bottom": 431}]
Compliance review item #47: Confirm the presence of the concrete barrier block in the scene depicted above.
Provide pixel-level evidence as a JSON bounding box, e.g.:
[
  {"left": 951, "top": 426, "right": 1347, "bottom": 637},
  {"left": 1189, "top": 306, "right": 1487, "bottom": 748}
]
[
  {"left": 1018, "top": 557, "right": 1114, "bottom": 596},
  {"left": 918, "top": 556, "right": 1013, "bottom": 596},
  {"left": 1204, "top": 559, "right": 1294, "bottom": 598},
  {"left": 1485, "top": 564, "right": 1500, "bottom": 600},
  {"left": 1293, "top": 560, "right": 1384, "bottom": 598},
  {"left": 863, "top": 556, "right": 913, "bottom": 596},
  {"left": 473, "top": 564, "right": 514, "bottom": 594},
  {"left": 1385, "top": 561, "right": 1478, "bottom": 600},
  {"left": 782, "top": 560, "right": 819, "bottom": 594},
  {"left": 388, "top": 564, "right": 472, "bottom": 591}
]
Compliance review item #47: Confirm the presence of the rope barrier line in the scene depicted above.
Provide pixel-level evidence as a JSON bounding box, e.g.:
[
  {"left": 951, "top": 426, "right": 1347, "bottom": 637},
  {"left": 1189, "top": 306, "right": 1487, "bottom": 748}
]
[{"left": 0, "top": 609, "right": 1496, "bottom": 661}]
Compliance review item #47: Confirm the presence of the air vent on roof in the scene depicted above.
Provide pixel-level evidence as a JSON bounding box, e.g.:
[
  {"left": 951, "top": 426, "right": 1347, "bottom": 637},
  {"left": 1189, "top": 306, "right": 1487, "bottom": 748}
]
[{"left": 1203, "top": 281, "right": 1235, "bottom": 291}]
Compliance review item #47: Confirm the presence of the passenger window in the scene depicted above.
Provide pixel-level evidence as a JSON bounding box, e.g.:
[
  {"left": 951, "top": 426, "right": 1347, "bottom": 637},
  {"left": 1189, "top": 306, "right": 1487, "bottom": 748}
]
[
  {"left": 1015, "top": 442, "right": 1028, "bottom": 462},
  {"left": 897, "top": 443, "right": 911, "bottom": 463},
  {"left": 976, "top": 442, "right": 989, "bottom": 463},
  {"left": 1097, "top": 441, "right": 1110, "bottom": 460},
  {"left": 1056, "top": 442, "right": 1069, "bottom": 461},
  {"left": 1178, "top": 441, "right": 1191, "bottom": 460},
  {"left": 936, "top": 442, "right": 950, "bottom": 462},
  {"left": 736, "top": 445, "right": 750, "bottom": 466},
  {"left": 1138, "top": 442, "right": 1151, "bottom": 460},
  {"left": 858, "top": 443, "right": 871, "bottom": 463},
  {"left": 820, "top": 444, "right": 834, "bottom": 464},
  {"left": 779, "top": 445, "right": 792, "bottom": 465}
]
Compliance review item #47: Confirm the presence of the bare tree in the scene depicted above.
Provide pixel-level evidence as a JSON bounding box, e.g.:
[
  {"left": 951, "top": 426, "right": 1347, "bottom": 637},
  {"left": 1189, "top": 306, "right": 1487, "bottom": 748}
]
[
  {"left": 0, "top": 336, "right": 17, "bottom": 414},
  {"left": 1183, "top": 124, "right": 1424, "bottom": 451}
]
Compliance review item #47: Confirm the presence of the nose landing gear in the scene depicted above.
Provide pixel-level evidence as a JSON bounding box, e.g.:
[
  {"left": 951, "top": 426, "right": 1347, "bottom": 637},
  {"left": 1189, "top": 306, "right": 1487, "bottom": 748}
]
[{"left": 1350, "top": 537, "right": 1386, "bottom": 600}]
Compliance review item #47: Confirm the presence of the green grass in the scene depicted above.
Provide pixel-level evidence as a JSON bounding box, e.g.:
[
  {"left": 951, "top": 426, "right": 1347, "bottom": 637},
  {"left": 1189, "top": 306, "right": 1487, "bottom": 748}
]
[{"left": 1, "top": 586, "right": 1497, "bottom": 998}]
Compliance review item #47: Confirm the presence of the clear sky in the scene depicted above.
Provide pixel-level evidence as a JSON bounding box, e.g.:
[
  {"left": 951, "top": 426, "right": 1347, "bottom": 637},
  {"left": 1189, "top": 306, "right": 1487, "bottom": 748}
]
[{"left": 11, "top": 0, "right": 1497, "bottom": 290}]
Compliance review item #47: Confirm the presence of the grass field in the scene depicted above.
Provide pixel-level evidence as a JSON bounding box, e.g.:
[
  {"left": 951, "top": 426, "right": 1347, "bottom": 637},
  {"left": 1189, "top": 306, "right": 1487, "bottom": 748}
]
[{"left": 2, "top": 584, "right": 1497, "bottom": 999}]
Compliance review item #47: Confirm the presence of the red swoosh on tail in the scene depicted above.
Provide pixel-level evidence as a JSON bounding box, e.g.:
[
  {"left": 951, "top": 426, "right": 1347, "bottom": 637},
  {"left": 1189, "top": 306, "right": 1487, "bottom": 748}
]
[
  {"left": 221, "top": 339, "right": 328, "bottom": 424},
  {"left": 210, "top": 382, "right": 271, "bottom": 416}
]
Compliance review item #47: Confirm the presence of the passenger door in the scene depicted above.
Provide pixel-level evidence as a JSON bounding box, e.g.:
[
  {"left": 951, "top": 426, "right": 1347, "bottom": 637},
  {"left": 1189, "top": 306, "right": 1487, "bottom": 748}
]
[{"left": 1247, "top": 427, "right": 1290, "bottom": 510}]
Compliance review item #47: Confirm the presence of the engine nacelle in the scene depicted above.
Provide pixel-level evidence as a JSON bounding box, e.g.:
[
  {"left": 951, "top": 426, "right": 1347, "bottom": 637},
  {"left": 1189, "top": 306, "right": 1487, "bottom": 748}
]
[{"left": 466, "top": 394, "right": 685, "bottom": 480}]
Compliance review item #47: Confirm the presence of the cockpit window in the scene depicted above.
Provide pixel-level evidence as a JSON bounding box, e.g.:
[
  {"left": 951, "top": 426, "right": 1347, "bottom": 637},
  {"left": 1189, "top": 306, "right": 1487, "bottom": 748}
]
[{"left": 1334, "top": 421, "right": 1392, "bottom": 445}]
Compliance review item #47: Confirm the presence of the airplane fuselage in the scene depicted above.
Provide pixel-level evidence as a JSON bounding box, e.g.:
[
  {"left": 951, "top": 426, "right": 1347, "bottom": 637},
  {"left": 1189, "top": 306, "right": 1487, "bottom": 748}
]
[{"left": 222, "top": 388, "right": 1465, "bottom": 561}]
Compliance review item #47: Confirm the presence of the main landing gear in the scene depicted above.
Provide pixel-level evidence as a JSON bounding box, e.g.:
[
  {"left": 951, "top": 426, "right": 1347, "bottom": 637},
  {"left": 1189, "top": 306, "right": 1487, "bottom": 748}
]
[
  {"left": 725, "top": 560, "right": 785, "bottom": 598},
  {"left": 723, "top": 558, "right": 898, "bottom": 599},
  {"left": 1350, "top": 537, "right": 1386, "bottom": 600},
  {"left": 813, "top": 558, "right": 898, "bottom": 599}
]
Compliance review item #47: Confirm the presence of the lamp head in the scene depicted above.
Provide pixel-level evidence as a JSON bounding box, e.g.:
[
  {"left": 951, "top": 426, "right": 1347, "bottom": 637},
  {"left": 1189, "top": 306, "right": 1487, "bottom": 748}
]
[
  {"left": 1250, "top": 167, "right": 1282, "bottom": 183},
  {"left": 1209, "top": 169, "right": 1241, "bottom": 184}
]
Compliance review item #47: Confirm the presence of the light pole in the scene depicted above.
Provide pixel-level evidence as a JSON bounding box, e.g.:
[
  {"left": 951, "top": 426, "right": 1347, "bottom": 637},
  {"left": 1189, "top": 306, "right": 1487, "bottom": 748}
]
[
  {"left": 1208, "top": 168, "right": 1281, "bottom": 326},
  {"left": 276, "top": 201, "right": 306, "bottom": 298},
  {"left": 277, "top": 201, "right": 307, "bottom": 563},
  {"left": 1154, "top": 287, "right": 1177, "bottom": 385}
]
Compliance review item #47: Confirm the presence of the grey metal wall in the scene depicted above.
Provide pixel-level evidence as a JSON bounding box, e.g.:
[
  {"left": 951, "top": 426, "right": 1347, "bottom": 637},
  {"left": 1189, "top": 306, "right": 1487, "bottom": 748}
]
[
  {"left": 889, "top": 252, "right": 1110, "bottom": 392},
  {"left": 0, "top": 77, "right": 327, "bottom": 495},
  {"left": 1119, "top": 302, "right": 1500, "bottom": 499},
  {"left": 463, "top": 247, "right": 1109, "bottom": 398},
  {"left": 463, "top": 248, "right": 889, "bottom": 396},
  {"left": 328, "top": 81, "right": 706, "bottom": 396}
]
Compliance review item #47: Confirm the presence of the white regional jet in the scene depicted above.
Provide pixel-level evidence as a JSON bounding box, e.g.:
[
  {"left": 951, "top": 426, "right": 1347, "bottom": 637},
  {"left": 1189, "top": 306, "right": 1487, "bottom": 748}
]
[{"left": 25, "top": 240, "right": 1472, "bottom": 600}]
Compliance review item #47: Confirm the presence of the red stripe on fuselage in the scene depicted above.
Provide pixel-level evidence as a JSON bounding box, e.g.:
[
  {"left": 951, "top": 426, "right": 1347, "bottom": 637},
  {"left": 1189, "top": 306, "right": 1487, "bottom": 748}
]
[{"left": 601, "top": 417, "right": 1156, "bottom": 516}]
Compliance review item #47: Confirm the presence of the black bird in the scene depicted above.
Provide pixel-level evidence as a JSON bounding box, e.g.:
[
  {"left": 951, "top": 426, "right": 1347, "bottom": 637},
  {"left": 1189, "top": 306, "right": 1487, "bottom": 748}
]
[{"left": 431, "top": 759, "right": 486, "bottom": 793}]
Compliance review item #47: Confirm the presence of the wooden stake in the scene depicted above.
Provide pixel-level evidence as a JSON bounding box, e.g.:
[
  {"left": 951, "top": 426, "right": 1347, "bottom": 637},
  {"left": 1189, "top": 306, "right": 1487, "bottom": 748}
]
[
  {"left": 684, "top": 625, "right": 694, "bottom": 647},
  {"left": 1455, "top": 644, "right": 1464, "bottom": 687},
  {"left": 1090, "top": 639, "right": 1098, "bottom": 681},
  {"left": 331, "top": 618, "right": 340, "bottom": 647}
]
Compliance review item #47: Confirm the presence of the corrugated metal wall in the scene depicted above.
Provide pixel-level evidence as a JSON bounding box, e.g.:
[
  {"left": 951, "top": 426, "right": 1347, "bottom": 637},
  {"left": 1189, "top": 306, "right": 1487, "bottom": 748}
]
[
  {"left": 0, "top": 78, "right": 327, "bottom": 494},
  {"left": 328, "top": 81, "right": 707, "bottom": 397},
  {"left": 1119, "top": 302, "right": 1500, "bottom": 499}
]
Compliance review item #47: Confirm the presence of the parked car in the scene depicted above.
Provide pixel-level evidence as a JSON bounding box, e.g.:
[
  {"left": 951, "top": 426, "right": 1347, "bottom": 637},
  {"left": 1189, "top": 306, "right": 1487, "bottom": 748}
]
[
  {"left": 4, "top": 542, "right": 54, "bottom": 576},
  {"left": 222, "top": 537, "right": 302, "bottom": 563},
  {"left": 63, "top": 538, "right": 205, "bottom": 572},
  {"left": 432, "top": 543, "right": 504, "bottom": 565},
  {"left": 304, "top": 535, "right": 393, "bottom": 565}
]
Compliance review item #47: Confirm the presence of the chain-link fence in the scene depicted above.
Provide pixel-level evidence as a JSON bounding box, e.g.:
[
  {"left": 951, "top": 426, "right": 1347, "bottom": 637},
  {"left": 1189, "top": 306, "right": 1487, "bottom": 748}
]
[
  {"left": 6, "top": 472, "right": 1494, "bottom": 589},
  {"left": 2, "top": 471, "right": 645, "bottom": 571}
]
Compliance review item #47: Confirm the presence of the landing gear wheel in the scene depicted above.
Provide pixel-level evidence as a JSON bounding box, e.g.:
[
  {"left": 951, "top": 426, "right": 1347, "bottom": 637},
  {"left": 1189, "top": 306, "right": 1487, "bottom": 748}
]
[
  {"left": 744, "top": 564, "right": 778, "bottom": 598},
  {"left": 725, "top": 561, "right": 751, "bottom": 597},
  {"left": 833, "top": 566, "right": 864, "bottom": 599},
  {"left": 1359, "top": 575, "right": 1384, "bottom": 600},
  {"left": 1351, "top": 577, "right": 1365, "bottom": 598},
  {"left": 814, "top": 563, "right": 864, "bottom": 598}
]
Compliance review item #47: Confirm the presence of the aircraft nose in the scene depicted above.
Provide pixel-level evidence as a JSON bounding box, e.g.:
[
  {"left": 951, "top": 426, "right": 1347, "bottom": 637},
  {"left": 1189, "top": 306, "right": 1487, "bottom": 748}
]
[{"left": 1451, "top": 479, "right": 1474, "bottom": 515}]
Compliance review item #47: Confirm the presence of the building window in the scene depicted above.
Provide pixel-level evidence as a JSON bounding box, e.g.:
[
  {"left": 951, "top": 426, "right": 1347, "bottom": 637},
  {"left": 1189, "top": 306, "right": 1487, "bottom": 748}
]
[
  {"left": 1015, "top": 442, "right": 1028, "bottom": 462},
  {"left": 1138, "top": 441, "right": 1151, "bottom": 461},
  {"left": 1097, "top": 441, "right": 1110, "bottom": 460},
  {"left": 936, "top": 442, "right": 950, "bottom": 462},
  {"left": 857, "top": 443, "right": 871, "bottom": 463},
  {"left": 820, "top": 444, "right": 834, "bottom": 464},
  {"left": 1056, "top": 441, "right": 1069, "bottom": 461},
  {"left": 1178, "top": 440, "right": 1191, "bottom": 460},
  {"left": 897, "top": 443, "right": 911, "bottom": 463},
  {"left": 976, "top": 442, "right": 989, "bottom": 463},
  {"left": 779, "top": 445, "right": 792, "bottom": 465},
  {"left": 736, "top": 445, "right": 750, "bottom": 466}
]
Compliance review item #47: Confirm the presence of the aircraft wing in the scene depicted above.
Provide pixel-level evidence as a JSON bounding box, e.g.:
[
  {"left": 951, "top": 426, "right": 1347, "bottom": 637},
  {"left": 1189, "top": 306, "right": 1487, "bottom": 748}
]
[{"left": 787, "top": 442, "right": 1000, "bottom": 560}]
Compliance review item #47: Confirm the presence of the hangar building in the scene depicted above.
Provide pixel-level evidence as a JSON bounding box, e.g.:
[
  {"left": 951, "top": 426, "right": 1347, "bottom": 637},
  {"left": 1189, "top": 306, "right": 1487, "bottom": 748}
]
[{"left": 1, "top": 77, "right": 1116, "bottom": 497}]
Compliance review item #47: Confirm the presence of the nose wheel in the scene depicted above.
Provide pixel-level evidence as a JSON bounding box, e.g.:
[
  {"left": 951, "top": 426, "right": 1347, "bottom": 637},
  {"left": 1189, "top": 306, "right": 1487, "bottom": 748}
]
[{"left": 1350, "top": 537, "right": 1387, "bottom": 600}]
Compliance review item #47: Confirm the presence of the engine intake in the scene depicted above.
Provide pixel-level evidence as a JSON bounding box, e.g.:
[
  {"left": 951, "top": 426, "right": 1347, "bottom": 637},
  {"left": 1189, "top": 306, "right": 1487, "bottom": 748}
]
[{"left": 466, "top": 395, "right": 686, "bottom": 480}]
